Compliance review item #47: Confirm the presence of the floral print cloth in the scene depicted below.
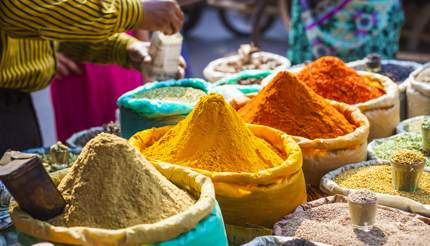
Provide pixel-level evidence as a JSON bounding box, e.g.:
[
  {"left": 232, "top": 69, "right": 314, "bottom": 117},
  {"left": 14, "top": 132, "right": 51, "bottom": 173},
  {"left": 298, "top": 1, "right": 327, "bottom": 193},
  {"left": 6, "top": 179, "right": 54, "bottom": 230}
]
[{"left": 288, "top": 0, "right": 404, "bottom": 64}]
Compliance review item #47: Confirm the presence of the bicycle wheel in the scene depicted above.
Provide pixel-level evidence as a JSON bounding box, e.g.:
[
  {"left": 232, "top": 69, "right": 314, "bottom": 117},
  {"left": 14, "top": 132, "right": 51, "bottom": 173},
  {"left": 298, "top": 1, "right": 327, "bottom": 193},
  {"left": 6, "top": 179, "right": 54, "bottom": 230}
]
[{"left": 218, "top": 8, "right": 275, "bottom": 36}]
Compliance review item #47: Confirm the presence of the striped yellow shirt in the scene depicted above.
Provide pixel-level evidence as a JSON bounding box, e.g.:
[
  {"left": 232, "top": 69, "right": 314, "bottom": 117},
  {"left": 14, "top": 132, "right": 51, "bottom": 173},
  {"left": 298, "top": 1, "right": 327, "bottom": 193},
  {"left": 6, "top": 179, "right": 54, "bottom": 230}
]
[{"left": 0, "top": 0, "right": 143, "bottom": 92}]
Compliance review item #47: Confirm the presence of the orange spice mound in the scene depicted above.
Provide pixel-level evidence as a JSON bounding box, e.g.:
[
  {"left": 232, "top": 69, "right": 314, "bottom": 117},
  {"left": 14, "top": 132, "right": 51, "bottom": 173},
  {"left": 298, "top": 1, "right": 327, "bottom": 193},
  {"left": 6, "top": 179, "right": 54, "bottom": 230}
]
[
  {"left": 297, "top": 56, "right": 385, "bottom": 104},
  {"left": 238, "top": 71, "right": 355, "bottom": 139}
]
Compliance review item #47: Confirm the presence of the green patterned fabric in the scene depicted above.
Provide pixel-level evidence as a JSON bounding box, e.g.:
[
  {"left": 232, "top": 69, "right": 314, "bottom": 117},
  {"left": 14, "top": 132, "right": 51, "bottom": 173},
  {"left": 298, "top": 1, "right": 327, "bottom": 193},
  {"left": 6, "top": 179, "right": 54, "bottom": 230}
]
[{"left": 288, "top": 0, "right": 404, "bottom": 64}]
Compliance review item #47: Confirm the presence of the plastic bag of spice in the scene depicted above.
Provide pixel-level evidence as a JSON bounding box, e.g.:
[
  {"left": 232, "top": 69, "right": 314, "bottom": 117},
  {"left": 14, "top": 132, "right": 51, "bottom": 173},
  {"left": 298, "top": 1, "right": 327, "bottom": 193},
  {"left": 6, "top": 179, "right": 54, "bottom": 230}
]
[
  {"left": 10, "top": 162, "right": 228, "bottom": 246},
  {"left": 117, "top": 78, "right": 209, "bottom": 138},
  {"left": 292, "top": 100, "right": 370, "bottom": 187},
  {"left": 129, "top": 124, "right": 307, "bottom": 230},
  {"left": 406, "top": 63, "right": 430, "bottom": 118},
  {"left": 320, "top": 160, "right": 430, "bottom": 217},
  {"left": 347, "top": 59, "right": 421, "bottom": 120},
  {"left": 213, "top": 70, "right": 271, "bottom": 95}
]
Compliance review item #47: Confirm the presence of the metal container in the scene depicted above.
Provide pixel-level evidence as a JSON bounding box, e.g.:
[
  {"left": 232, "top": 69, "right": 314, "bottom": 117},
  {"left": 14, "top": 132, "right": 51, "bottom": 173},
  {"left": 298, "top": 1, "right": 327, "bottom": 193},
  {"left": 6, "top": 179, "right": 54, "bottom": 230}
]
[{"left": 0, "top": 155, "right": 65, "bottom": 221}]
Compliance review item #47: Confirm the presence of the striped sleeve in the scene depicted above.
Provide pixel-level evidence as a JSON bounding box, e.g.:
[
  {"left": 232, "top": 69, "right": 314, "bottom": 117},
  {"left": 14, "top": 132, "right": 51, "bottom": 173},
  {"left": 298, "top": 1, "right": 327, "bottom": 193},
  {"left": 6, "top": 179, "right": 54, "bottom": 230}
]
[
  {"left": 0, "top": 0, "right": 142, "bottom": 42},
  {"left": 58, "top": 33, "right": 138, "bottom": 67}
]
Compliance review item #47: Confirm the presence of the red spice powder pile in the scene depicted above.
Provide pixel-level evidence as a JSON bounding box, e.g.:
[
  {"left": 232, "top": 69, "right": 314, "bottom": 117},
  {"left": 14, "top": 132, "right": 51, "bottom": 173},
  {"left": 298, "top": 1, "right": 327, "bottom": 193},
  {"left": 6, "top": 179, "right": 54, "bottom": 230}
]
[
  {"left": 238, "top": 71, "right": 355, "bottom": 139},
  {"left": 297, "top": 56, "right": 385, "bottom": 104}
]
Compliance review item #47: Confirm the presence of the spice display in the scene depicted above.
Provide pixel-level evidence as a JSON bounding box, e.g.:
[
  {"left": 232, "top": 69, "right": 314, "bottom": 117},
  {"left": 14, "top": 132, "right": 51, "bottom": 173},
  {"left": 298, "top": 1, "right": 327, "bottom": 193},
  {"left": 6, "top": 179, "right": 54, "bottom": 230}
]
[
  {"left": 238, "top": 71, "right": 355, "bottom": 139},
  {"left": 134, "top": 86, "right": 207, "bottom": 103},
  {"left": 142, "top": 93, "right": 284, "bottom": 173},
  {"left": 277, "top": 202, "right": 430, "bottom": 246},
  {"left": 50, "top": 133, "right": 195, "bottom": 229},
  {"left": 297, "top": 56, "right": 385, "bottom": 104},
  {"left": 391, "top": 150, "right": 425, "bottom": 192},
  {"left": 416, "top": 67, "right": 430, "bottom": 83},
  {"left": 335, "top": 165, "right": 430, "bottom": 204},
  {"left": 214, "top": 44, "right": 283, "bottom": 73},
  {"left": 347, "top": 189, "right": 377, "bottom": 231},
  {"left": 73, "top": 122, "right": 121, "bottom": 148},
  {"left": 373, "top": 133, "right": 430, "bottom": 166}
]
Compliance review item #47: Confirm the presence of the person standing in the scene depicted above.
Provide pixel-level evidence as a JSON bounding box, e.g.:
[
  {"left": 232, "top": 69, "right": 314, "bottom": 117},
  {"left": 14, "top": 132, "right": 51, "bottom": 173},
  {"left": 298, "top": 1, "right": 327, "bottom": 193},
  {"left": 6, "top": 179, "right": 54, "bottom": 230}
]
[
  {"left": 0, "top": 0, "right": 185, "bottom": 155},
  {"left": 288, "top": 0, "right": 404, "bottom": 64}
]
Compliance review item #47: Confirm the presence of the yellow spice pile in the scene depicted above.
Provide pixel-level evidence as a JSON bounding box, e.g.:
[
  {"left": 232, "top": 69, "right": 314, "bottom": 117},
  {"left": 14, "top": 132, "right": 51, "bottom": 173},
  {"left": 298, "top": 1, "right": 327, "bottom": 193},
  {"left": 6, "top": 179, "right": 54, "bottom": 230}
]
[{"left": 142, "top": 93, "right": 284, "bottom": 172}]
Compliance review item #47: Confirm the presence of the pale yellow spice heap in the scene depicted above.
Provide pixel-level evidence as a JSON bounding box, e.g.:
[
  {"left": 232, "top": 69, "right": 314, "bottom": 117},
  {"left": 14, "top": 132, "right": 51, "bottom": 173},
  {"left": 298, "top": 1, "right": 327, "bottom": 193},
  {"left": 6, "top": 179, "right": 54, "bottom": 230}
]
[
  {"left": 50, "top": 133, "right": 195, "bottom": 229},
  {"left": 391, "top": 149, "right": 425, "bottom": 166},
  {"left": 335, "top": 165, "right": 430, "bottom": 204},
  {"left": 142, "top": 93, "right": 284, "bottom": 173}
]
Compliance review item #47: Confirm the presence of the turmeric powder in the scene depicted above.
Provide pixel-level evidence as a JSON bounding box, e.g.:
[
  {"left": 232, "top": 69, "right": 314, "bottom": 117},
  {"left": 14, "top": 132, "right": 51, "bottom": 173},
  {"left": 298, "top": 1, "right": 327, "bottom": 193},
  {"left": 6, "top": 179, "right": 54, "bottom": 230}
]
[
  {"left": 238, "top": 71, "right": 355, "bottom": 139},
  {"left": 142, "top": 93, "right": 283, "bottom": 173}
]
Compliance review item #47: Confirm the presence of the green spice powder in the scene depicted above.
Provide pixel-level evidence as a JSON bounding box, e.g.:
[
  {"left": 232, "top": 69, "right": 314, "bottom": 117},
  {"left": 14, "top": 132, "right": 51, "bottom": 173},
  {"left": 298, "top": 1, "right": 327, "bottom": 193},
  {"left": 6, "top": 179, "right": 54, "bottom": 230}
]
[
  {"left": 373, "top": 133, "right": 430, "bottom": 167},
  {"left": 134, "top": 86, "right": 207, "bottom": 104},
  {"left": 335, "top": 165, "right": 430, "bottom": 204}
]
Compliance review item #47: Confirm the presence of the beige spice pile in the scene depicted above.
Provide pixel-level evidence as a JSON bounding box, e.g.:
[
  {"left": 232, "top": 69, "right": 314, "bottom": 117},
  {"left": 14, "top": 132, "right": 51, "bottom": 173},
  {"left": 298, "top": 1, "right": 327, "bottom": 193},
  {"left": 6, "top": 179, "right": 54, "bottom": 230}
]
[
  {"left": 278, "top": 202, "right": 430, "bottom": 246},
  {"left": 50, "top": 133, "right": 195, "bottom": 229}
]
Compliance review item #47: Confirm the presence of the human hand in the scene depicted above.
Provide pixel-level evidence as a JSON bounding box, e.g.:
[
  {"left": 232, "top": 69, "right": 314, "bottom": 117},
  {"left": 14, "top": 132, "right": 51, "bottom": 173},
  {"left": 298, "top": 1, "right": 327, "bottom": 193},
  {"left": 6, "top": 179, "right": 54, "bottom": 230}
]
[
  {"left": 138, "top": 0, "right": 184, "bottom": 35},
  {"left": 127, "top": 41, "right": 187, "bottom": 79},
  {"left": 55, "top": 53, "right": 82, "bottom": 80}
]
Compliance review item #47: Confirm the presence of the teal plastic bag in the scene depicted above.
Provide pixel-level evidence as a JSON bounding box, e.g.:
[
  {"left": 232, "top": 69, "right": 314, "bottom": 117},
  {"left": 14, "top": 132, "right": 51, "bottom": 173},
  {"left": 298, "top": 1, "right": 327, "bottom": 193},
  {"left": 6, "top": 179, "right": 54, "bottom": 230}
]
[
  {"left": 156, "top": 204, "right": 227, "bottom": 246},
  {"left": 17, "top": 204, "right": 228, "bottom": 246},
  {"left": 117, "top": 79, "right": 209, "bottom": 138},
  {"left": 213, "top": 70, "right": 271, "bottom": 95}
]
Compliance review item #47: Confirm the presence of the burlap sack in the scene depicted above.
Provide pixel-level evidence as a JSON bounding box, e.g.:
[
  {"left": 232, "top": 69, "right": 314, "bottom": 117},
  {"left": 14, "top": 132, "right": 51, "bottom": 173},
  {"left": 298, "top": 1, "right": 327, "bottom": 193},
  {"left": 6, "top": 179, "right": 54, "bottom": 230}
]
[
  {"left": 407, "top": 63, "right": 430, "bottom": 118},
  {"left": 293, "top": 100, "right": 369, "bottom": 187},
  {"left": 320, "top": 160, "right": 430, "bottom": 217},
  {"left": 130, "top": 124, "right": 307, "bottom": 228},
  {"left": 10, "top": 162, "right": 227, "bottom": 246}
]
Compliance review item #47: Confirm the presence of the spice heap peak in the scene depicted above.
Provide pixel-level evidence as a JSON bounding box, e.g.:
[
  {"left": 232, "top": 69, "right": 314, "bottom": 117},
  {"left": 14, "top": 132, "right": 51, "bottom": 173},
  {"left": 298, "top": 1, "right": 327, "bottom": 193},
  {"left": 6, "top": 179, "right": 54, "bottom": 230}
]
[
  {"left": 298, "top": 56, "right": 384, "bottom": 104},
  {"left": 142, "top": 93, "right": 283, "bottom": 173},
  {"left": 51, "top": 133, "right": 195, "bottom": 229},
  {"left": 239, "top": 71, "right": 355, "bottom": 139}
]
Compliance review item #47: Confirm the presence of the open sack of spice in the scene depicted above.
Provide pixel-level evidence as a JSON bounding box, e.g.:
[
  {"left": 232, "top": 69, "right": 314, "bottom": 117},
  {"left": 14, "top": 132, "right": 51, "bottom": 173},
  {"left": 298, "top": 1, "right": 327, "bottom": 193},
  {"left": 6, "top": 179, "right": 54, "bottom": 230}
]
[
  {"left": 276, "top": 56, "right": 399, "bottom": 140},
  {"left": 129, "top": 93, "right": 306, "bottom": 243},
  {"left": 406, "top": 62, "right": 430, "bottom": 118},
  {"left": 117, "top": 78, "right": 209, "bottom": 139},
  {"left": 213, "top": 70, "right": 272, "bottom": 96},
  {"left": 237, "top": 70, "right": 369, "bottom": 188},
  {"left": 273, "top": 195, "right": 430, "bottom": 246},
  {"left": 320, "top": 157, "right": 430, "bottom": 217},
  {"left": 10, "top": 133, "right": 228, "bottom": 246},
  {"left": 348, "top": 54, "right": 421, "bottom": 120},
  {"left": 203, "top": 44, "right": 290, "bottom": 82},
  {"left": 368, "top": 132, "right": 430, "bottom": 167}
]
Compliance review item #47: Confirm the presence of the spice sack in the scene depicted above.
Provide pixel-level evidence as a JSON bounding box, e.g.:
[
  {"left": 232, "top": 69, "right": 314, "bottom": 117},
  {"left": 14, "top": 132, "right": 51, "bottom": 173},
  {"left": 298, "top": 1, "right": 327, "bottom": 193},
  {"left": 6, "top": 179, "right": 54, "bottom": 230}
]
[
  {"left": 11, "top": 134, "right": 227, "bottom": 246},
  {"left": 240, "top": 71, "right": 370, "bottom": 187},
  {"left": 355, "top": 71, "right": 400, "bottom": 140},
  {"left": 130, "top": 94, "right": 306, "bottom": 228},
  {"left": 320, "top": 160, "right": 430, "bottom": 217},
  {"left": 117, "top": 78, "right": 209, "bottom": 138},
  {"left": 406, "top": 63, "right": 430, "bottom": 118}
]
